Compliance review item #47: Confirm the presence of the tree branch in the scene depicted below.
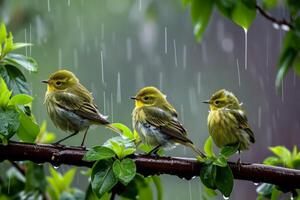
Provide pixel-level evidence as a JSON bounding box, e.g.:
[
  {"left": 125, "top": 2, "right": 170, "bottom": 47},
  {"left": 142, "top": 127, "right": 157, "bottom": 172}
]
[
  {"left": 0, "top": 142, "right": 300, "bottom": 189},
  {"left": 255, "top": 4, "right": 294, "bottom": 30}
]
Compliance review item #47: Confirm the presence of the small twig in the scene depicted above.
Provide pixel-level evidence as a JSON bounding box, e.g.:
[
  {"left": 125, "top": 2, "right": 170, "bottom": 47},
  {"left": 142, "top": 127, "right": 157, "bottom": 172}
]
[{"left": 255, "top": 4, "right": 294, "bottom": 29}]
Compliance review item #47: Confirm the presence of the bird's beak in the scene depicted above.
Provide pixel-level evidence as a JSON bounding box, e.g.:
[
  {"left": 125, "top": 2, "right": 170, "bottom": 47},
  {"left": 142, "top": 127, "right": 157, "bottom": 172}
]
[
  {"left": 202, "top": 100, "right": 210, "bottom": 104},
  {"left": 130, "top": 96, "right": 137, "bottom": 100},
  {"left": 41, "top": 80, "right": 49, "bottom": 84}
]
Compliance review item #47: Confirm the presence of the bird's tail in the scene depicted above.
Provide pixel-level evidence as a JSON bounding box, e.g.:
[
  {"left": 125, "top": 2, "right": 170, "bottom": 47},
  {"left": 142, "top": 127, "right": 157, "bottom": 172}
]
[
  {"left": 186, "top": 143, "right": 206, "bottom": 158},
  {"left": 106, "top": 124, "right": 123, "bottom": 136}
]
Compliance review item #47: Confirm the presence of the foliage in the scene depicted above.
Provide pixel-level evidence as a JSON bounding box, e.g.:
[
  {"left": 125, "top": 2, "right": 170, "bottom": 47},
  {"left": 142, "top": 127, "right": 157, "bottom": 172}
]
[
  {"left": 182, "top": 0, "right": 300, "bottom": 88},
  {"left": 46, "top": 167, "right": 84, "bottom": 200},
  {"left": 84, "top": 124, "right": 163, "bottom": 200},
  {"left": 0, "top": 23, "right": 39, "bottom": 144},
  {"left": 198, "top": 136, "right": 239, "bottom": 198},
  {"left": 256, "top": 146, "right": 300, "bottom": 199},
  {"left": 0, "top": 23, "right": 37, "bottom": 95}
]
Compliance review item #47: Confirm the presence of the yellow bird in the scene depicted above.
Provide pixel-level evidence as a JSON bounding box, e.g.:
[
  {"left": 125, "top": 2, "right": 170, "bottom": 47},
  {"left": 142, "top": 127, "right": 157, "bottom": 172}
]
[
  {"left": 42, "top": 70, "right": 118, "bottom": 146},
  {"left": 131, "top": 86, "right": 204, "bottom": 157},
  {"left": 203, "top": 89, "right": 255, "bottom": 158}
]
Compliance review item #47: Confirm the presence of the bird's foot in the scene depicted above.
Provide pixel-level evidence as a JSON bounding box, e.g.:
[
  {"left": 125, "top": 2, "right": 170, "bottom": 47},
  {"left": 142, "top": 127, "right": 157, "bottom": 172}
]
[{"left": 237, "top": 158, "right": 242, "bottom": 170}]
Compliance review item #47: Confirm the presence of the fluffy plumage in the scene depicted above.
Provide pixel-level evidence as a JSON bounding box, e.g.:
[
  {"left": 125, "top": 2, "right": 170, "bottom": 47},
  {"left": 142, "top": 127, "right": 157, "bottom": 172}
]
[
  {"left": 132, "top": 86, "right": 203, "bottom": 156},
  {"left": 204, "top": 89, "right": 255, "bottom": 150},
  {"left": 43, "top": 70, "right": 110, "bottom": 146}
]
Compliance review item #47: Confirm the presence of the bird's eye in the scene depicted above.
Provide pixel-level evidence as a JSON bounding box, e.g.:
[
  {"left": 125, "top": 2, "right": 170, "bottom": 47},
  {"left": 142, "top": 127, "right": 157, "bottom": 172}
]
[
  {"left": 56, "top": 81, "right": 62, "bottom": 86},
  {"left": 144, "top": 96, "right": 149, "bottom": 100},
  {"left": 215, "top": 100, "right": 220, "bottom": 105}
]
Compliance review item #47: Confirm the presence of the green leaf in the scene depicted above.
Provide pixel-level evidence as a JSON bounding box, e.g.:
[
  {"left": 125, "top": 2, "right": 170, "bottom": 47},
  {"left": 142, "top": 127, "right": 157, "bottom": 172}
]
[
  {"left": 17, "top": 112, "right": 40, "bottom": 142},
  {"left": 123, "top": 148, "right": 136, "bottom": 157},
  {"left": 91, "top": 159, "right": 118, "bottom": 198},
  {"left": 83, "top": 146, "right": 116, "bottom": 161},
  {"left": 293, "top": 54, "right": 300, "bottom": 76},
  {"left": 215, "top": 165, "right": 234, "bottom": 197},
  {"left": 103, "top": 136, "right": 135, "bottom": 150},
  {"left": 119, "top": 174, "right": 154, "bottom": 200},
  {"left": 256, "top": 183, "right": 274, "bottom": 198},
  {"left": 0, "top": 23, "right": 7, "bottom": 45},
  {"left": 213, "top": 156, "right": 227, "bottom": 167},
  {"left": 25, "top": 162, "right": 47, "bottom": 193},
  {"left": 110, "top": 140, "right": 124, "bottom": 158},
  {"left": 220, "top": 143, "right": 239, "bottom": 158},
  {"left": 11, "top": 43, "right": 32, "bottom": 51},
  {"left": 231, "top": 1, "right": 256, "bottom": 30},
  {"left": 182, "top": 0, "right": 191, "bottom": 7},
  {"left": 9, "top": 94, "right": 33, "bottom": 105},
  {"left": 263, "top": 156, "right": 282, "bottom": 166},
  {"left": 152, "top": 176, "right": 163, "bottom": 200},
  {"left": 0, "top": 107, "right": 20, "bottom": 139},
  {"left": 269, "top": 146, "right": 291, "bottom": 162},
  {"left": 204, "top": 136, "right": 215, "bottom": 158},
  {"left": 270, "top": 186, "right": 281, "bottom": 200},
  {"left": 63, "top": 168, "right": 77, "bottom": 188},
  {"left": 191, "top": 0, "right": 214, "bottom": 42},
  {"left": 0, "top": 77, "right": 12, "bottom": 107},
  {"left": 275, "top": 48, "right": 297, "bottom": 88},
  {"left": 216, "top": 0, "right": 236, "bottom": 18},
  {"left": 200, "top": 163, "right": 217, "bottom": 189},
  {"left": 85, "top": 184, "right": 111, "bottom": 200},
  {"left": 262, "top": 0, "right": 278, "bottom": 9},
  {"left": 2, "top": 32, "right": 13, "bottom": 56},
  {"left": 113, "top": 158, "right": 136, "bottom": 185},
  {"left": 0, "top": 65, "right": 31, "bottom": 95},
  {"left": 110, "top": 123, "right": 133, "bottom": 139},
  {"left": 3, "top": 53, "right": 38, "bottom": 72}
]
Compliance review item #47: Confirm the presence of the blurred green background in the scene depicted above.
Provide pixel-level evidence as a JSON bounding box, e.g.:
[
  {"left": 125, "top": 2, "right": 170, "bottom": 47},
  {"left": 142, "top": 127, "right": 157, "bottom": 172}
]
[{"left": 1, "top": 0, "right": 299, "bottom": 199}]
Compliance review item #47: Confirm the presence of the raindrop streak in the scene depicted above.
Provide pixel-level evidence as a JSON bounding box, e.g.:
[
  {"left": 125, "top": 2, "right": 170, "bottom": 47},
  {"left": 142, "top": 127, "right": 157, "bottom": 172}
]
[
  {"left": 139, "top": 0, "right": 142, "bottom": 11},
  {"left": 180, "top": 105, "right": 184, "bottom": 123},
  {"left": 183, "top": 45, "right": 187, "bottom": 69},
  {"left": 110, "top": 93, "right": 114, "bottom": 121},
  {"left": 164, "top": 26, "right": 167, "bottom": 54},
  {"left": 236, "top": 59, "right": 241, "bottom": 87},
  {"left": 7, "top": 175, "right": 10, "bottom": 194},
  {"left": 100, "top": 51, "right": 105, "bottom": 84},
  {"left": 281, "top": 80, "right": 284, "bottom": 103},
  {"left": 58, "top": 48, "right": 62, "bottom": 68},
  {"left": 293, "top": 72, "right": 296, "bottom": 86},
  {"left": 258, "top": 106, "right": 262, "bottom": 128},
  {"left": 188, "top": 181, "right": 193, "bottom": 200},
  {"left": 103, "top": 91, "right": 106, "bottom": 115},
  {"left": 201, "top": 42, "right": 207, "bottom": 63},
  {"left": 197, "top": 72, "right": 201, "bottom": 95},
  {"left": 73, "top": 49, "right": 78, "bottom": 70},
  {"left": 29, "top": 23, "right": 32, "bottom": 55},
  {"left": 244, "top": 28, "right": 248, "bottom": 70},
  {"left": 101, "top": 23, "right": 104, "bottom": 40},
  {"left": 126, "top": 37, "right": 132, "bottom": 61},
  {"left": 223, "top": 195, "right": 229, "bottom": 200},
  {"left": 24, "top": 29, "right": 27, "bottom": 57},
  {"left": 159, "top": 72, "right": 163, "bottom": 90},
  {"left": 117, "top": 72, "right": 121, "bottom": 104},
  {"left": 68, "top": 0, "right": 71, "bottom": 6},
  {"left": 47, "top": 0, "right": 51, "bottom": 12},
  {"left": 173, "top": 39, "right": 178, "bottom": 67}
]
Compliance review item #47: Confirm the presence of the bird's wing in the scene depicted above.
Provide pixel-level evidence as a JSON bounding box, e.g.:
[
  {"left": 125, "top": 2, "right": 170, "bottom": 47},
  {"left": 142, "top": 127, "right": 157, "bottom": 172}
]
[
  {"left": 53, "top": 91, "right": 109, "bottom": 125},
  {"left": 142, "top": 106, "right": 193, "bottom": 144},
  {"left": 229, "top": 109, "right": 255, "bottom": 143}
]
